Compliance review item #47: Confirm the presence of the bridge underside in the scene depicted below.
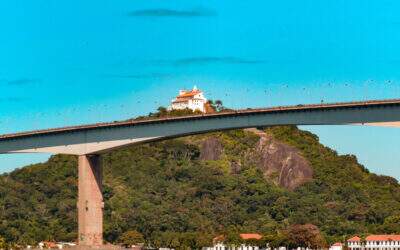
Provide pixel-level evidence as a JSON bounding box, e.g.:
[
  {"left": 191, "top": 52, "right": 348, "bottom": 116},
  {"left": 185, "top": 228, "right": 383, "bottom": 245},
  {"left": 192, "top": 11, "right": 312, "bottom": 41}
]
[{"left": 364, "top": 121, "right": 400, "bottom": 127}]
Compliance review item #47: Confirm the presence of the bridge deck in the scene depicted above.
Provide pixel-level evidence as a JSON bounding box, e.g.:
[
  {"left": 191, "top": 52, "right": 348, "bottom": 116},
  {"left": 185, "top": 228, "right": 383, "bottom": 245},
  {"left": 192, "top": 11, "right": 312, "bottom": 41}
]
[{"left": 1, "top": 99, "right": 400, "bottom": 141}]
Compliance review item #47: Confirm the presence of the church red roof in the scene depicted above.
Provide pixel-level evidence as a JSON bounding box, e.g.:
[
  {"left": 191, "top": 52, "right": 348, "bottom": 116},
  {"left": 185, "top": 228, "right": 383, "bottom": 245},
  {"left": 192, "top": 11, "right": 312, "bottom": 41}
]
[{"left": 176, "top": 89, "right": 201, "bottom": 98}]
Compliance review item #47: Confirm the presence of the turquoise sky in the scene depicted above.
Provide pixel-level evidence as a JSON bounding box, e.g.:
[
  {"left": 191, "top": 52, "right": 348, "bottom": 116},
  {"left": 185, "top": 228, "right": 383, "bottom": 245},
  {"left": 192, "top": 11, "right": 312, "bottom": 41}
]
[{"left": 0, "top": 0, "right": 399, "bottom": 179}]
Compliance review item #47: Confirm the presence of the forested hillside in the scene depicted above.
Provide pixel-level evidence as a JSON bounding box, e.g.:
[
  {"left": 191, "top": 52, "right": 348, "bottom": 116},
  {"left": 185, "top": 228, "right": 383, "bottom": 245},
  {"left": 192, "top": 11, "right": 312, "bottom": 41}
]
[{"left": 0, "top": 124, "right": 399, "bottom": 248}]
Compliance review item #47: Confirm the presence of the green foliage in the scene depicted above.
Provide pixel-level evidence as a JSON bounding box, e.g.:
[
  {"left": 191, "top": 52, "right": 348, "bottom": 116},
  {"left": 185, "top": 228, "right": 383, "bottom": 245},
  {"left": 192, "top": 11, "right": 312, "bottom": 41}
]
[
  {"left": 0, "top": 125, "right": 398, "bottom": 247},
  {"left": 152, "top": 231, "right": 212, "bottom": 250},
  {"left": 208, "top": 100, "right": 225, "bottom": 112},
  {"left": 0, "top": 235, "right": 7, "bottom": 249},
  {"left": 266, "top": 126, "right": 400, "bottom": 241},
  {"left": 223, "top": 227, "right": 242, "bottom": 246},
  {"left": 263, "top": 231, "right": 289, "bottom": 248},
  {"left": 0, "top": 154, "right": 77, "bottom": 245},
  {"left": 133, "top": 107, "right": 203, "bottom": 121},
  {"left": 118, "top": 230, "right": 144, "bottom": 247},
  {"left": 378, "top": 215, "right": 400, "bottom": 233}
]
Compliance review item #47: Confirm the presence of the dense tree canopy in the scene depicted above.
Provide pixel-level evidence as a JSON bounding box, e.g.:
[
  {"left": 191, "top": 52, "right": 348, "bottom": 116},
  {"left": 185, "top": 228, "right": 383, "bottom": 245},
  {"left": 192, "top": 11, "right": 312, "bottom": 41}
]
[
  {"left": 0, "top": 236, "right": 7, "bottom": 249},
  {"left": 118, "top": 230, "right": 144, "bottom": 247},
  {"left": 285, "top": 224, "right": 327, "bottom": 249}
]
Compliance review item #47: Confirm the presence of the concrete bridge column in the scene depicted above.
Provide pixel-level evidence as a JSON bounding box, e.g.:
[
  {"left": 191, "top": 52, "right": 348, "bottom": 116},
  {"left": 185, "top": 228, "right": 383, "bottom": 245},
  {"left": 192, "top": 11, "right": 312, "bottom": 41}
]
[{"left": 78, "top": 154, "right": 103, "bottom": 247}]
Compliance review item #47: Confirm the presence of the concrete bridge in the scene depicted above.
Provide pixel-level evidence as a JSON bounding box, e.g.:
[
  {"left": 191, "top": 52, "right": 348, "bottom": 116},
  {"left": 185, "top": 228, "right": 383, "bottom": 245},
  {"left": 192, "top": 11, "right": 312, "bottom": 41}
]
[{"left": 1, "top": 99, "right": 400, "bottom": 247}]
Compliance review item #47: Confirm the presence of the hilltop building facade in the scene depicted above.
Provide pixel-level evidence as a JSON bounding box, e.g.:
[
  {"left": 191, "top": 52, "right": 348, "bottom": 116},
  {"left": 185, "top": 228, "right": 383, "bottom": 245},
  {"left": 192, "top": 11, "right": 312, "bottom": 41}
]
[
  {"left": 169, "top": 86, "right": 207, "bottom": 113},
  {"left": 347, "top": 235, "right": 400, "bottom": 250}
]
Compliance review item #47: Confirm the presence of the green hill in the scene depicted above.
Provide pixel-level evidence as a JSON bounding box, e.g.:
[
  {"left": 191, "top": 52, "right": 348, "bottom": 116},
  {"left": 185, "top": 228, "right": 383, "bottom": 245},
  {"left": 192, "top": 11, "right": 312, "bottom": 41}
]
[{"left": 0, "top": 125, "right": 399, "bottom": 247}]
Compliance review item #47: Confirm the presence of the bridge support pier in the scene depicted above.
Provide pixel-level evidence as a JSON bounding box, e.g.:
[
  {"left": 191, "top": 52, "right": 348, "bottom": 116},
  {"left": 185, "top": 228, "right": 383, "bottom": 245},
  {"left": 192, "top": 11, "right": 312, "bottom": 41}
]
[{"left": 78, "top": 154, "right": 103, "bottom": 247}]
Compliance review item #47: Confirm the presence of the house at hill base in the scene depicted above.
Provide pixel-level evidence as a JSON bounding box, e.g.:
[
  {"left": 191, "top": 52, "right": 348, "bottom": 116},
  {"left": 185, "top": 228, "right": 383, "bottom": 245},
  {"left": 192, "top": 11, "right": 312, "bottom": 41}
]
[
  {"left": 204, "top": 233, "right": 263, "bottom": 250},
  {"left": 169, "top": 86, "right": 207, "bottom": 113},
  {"left": 329, "top": 242, "right": 343, "bottom": 250},
  {"left": 347, "top": 235, "right": 400, "bottom": 250}
]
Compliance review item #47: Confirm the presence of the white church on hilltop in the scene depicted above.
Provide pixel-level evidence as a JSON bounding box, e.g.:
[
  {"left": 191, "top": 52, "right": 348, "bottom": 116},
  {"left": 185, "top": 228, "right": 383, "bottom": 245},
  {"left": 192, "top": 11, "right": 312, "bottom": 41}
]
[{"left": 169, "top": 86, "right": 207, "bottom": 113}]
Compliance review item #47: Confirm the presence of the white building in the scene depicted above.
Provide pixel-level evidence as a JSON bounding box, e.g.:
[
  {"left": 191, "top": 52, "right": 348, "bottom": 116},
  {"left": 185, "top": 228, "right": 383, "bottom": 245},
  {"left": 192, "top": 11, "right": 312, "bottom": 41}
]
[
  {"left": 204, "top": 233, "right": 263, "bottom": 250},
  {"left": 170, "top": 86, "right": 207, "bottom": 113},
  {"left": 347, "top": 235, "right": 400, "bottom": 250},
  {"left": 348, "top": 236, "right": 362, "bottom": 250},
  {"left": 329, "top": 242, "right": 343, "bottom": 250}
]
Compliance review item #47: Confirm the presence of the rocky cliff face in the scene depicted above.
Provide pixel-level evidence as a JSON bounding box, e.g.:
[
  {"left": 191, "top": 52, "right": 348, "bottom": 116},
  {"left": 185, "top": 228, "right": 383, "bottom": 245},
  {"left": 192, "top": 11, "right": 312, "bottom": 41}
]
[
  {"left": 199, "top": 137, "right": 223, "bottom": 161},
  {"left": 199, "top": 129, "right": 313, "bottom": 190},
  {"left": 248, "top": 128, "right": 313, "bottom": 190}
]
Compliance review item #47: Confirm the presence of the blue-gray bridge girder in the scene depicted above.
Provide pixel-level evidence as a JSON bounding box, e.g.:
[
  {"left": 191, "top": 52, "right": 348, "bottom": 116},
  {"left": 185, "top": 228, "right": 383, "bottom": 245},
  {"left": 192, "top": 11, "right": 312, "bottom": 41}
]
[{"left": 1, "top": 99, "right": 400, "bottom": 155}]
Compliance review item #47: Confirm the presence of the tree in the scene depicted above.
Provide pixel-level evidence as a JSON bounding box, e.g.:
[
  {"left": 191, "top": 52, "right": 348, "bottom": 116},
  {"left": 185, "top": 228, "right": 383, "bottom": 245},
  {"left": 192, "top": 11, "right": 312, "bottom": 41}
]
[
  {"left": 153, "top": 232, "right": 205, "bottom": 250},
  {"left": 223, "top": 227, "right": 242, "bottom": 248},
  {"left": 118, "top": 230, "right": 144, "bottom": 247},
  {"left": 179, "top": 232, "right": 213, "bottom": 250},
  {"left": 380, "top": 215, "right": 400, "bottom": 233},
  {"left": 158, "top": 232, "right": 181, "bottom": 249},
  {"left": 286, "top": 224, "right": 327, "bottom": 249},
  {"left": 0, "top": 236, "right": 7, "bottom": 250},
  {"left": 195, "top": 233, "right": 213, "bottom": 249},
  {"left": 157, "top": 106, "right": 168, "bottom": 115},
  {"left": 215, "top": 100, "right": 224, "bottom": 112},
  {"left": 261, "top": 231, "right": 290, "bottom": 249},
  {"left": 206, "top": 99, "right": 225, "bottom": 112}
]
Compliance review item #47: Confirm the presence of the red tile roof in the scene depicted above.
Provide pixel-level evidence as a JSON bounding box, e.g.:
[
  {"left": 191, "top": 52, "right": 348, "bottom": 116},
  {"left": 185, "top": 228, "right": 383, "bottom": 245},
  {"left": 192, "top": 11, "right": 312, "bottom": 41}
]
[
  {"left": 332, "top": 242, "right": 343, "bottom": 246},
  {"left": 239, "top": 233, "right": 263, "bottom": 240},
  {"left": 177, "top": 90, "right": 201, "bottom": 98},
  {"left": 347, "top": 235, "right": 400, "bottom": 242},
  {"left": 348, "top": 236, "right": 361, "bottom": 242},
  {"left": 366, "top": 235, "right": 400, "bottom": 241},
  {"left": 212, "top": 233, "right": 262, "bottom": 243}
]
